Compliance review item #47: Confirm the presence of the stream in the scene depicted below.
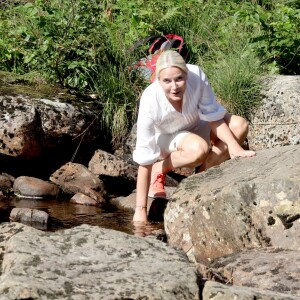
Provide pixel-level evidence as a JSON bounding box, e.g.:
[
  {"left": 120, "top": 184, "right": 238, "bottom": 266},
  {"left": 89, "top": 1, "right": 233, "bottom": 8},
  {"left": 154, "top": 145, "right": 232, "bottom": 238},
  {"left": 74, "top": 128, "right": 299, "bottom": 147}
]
[{"left": 0, "top": 196, "right": 165, "bottom": 237}]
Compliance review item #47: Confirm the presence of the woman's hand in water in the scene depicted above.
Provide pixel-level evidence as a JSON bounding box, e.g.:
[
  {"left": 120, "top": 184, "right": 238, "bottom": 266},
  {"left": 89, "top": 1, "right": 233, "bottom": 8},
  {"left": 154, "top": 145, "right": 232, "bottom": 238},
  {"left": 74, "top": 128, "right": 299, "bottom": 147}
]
[
  {"left": 133, "top": 206, "right": 148, "bottom": 223},
  {"left": 133, "top": 207, "right": 150, "bottom": 237}
]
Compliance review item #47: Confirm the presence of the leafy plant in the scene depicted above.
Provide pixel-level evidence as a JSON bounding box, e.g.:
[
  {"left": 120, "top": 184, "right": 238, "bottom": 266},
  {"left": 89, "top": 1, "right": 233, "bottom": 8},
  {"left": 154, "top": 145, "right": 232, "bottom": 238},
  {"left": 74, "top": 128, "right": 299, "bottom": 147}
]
[
  {"left": 256, "top": 3, "right": 300, "bottom": 74},
  {"left": 231, "top": 1, "right": 300, "bottom": 74}
]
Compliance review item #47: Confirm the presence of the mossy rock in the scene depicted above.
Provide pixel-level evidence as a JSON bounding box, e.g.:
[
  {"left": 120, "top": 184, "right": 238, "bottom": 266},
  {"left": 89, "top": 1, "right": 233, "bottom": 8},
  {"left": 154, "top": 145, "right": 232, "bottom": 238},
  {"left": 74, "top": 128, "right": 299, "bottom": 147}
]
[{"left": 0, "top": 71, "right": 92, "bottom": 105}]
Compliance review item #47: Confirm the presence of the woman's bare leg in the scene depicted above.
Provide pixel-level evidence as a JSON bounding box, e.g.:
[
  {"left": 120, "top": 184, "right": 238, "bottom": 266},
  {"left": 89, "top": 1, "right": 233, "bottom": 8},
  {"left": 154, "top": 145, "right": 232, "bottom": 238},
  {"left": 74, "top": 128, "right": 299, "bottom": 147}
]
[
  {"left": 199, "top": 114, "right": 249, "bottom": 171},
  {"left": 133, "top": 133, "right": 210, "bottom": 222},
  {"left": 153, "top": 133, "right": 210, "bottom": 174}
]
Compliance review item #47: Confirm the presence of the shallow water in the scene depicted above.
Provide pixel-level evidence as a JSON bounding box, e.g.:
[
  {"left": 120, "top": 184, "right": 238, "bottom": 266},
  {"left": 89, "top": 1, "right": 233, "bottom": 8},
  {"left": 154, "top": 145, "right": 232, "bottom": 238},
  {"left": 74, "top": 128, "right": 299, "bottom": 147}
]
[{"left": 0, "top": 196, "right": 164, "bottom": 236}]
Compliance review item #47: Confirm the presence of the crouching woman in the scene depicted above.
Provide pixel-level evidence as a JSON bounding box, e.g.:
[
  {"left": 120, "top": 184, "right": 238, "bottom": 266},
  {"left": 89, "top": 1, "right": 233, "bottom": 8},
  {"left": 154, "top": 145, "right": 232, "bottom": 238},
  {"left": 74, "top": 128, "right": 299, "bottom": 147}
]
[{"left": 132, "top": 50, "right": 255, "bottom": 223}]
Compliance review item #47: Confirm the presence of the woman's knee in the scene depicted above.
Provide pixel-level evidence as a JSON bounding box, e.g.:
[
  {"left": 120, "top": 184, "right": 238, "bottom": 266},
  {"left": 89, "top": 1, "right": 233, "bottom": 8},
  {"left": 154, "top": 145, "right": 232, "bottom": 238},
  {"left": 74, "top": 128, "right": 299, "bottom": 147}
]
[
  {"left": 184, "top": 139, "right": 210, "bottom": 165},
  {"left": 228, "top": 115, "right": 249, "bottom": 140}
]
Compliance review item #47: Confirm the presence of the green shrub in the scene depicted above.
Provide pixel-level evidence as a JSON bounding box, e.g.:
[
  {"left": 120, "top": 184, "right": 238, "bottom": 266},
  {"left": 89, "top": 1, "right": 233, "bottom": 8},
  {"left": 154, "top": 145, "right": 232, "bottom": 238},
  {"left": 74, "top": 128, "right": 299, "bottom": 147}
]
[
  {"left": 0, "top": 1, "right": 109, "bottom": 84},
  {"left": 231, "top": 1, "right": 300, "bottom": 74},
  {"left": 85, "top": 58, "right": 146, "bottom": 148}
]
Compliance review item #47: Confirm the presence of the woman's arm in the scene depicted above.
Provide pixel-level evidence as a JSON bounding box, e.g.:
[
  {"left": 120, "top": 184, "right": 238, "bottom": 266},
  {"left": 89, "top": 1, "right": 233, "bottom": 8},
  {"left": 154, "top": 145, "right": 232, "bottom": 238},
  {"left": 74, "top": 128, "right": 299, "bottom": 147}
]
[
  {"left": 209, "top": 119, "right": 255, "bottom": 158},
  {"left": 133, "top": 164, "right": 152, "bottom": 223}
]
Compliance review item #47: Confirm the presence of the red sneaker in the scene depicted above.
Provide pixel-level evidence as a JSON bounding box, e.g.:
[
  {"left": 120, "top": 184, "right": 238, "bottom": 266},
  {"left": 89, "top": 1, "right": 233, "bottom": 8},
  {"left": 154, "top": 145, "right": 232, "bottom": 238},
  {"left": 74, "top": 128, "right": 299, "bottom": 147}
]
[{"left": 148, "top": 172, "right": 166, "bottom": 198}]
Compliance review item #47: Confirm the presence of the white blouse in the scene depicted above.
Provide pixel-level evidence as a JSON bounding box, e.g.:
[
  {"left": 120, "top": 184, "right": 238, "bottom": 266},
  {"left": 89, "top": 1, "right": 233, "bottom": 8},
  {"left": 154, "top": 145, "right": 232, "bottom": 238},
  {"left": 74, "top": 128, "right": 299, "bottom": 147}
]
[{"left": 133, "top": 64, "right": 226, "bottom": 166}]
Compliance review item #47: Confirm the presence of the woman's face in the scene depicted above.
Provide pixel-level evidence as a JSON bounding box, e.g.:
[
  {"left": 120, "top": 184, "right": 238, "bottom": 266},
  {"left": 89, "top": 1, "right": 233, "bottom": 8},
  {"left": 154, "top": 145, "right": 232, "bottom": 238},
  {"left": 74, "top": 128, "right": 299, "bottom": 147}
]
[{"left": 158, "top": 67, "right": 187, "bottom": 103}]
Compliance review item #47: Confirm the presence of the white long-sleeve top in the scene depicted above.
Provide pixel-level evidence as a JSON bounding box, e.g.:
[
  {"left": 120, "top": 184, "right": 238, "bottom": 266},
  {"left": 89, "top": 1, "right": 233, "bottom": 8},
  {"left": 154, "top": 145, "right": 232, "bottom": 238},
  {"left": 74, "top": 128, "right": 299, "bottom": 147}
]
[{"left": 133, "top": 64, "right": 226, "bottom": 166}]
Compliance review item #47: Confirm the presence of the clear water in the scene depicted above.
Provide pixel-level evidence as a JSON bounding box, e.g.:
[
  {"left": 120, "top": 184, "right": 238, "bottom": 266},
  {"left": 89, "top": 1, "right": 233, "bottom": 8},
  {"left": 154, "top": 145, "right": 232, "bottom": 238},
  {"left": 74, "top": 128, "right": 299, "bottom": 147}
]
[{"left": 0, "top": 196, "right": 165, "bottom": 236}]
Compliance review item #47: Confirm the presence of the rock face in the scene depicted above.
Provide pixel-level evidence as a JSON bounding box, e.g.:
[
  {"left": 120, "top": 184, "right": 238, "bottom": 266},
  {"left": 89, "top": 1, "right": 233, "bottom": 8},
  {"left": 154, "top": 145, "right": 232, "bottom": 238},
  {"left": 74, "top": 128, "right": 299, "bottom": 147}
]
[
  {"left": 50, "top": 162, "right": 106, "bottom": 204},
  {"left": 209, "top": 247, "right": 300, "bottom": 297},
  {"left": 164, "top": 145, "right": 300, "bottom": 263},
  {"left": 202, "top": 281, "right": 299, "bottom": 300},
  {"left": 89, "top": 149, "right": 138, "bottom": 180},
  {"left": 0, "top": 223, "right": 38, "bottom": 266},
  {"left": 0, "top": 95, "right": 99, "bottom": 159},
  {"left": 88, "top": 149, "right": 178, "bottom": 198},
  {"left": 0, "top": 173, "right": 14, "bottom": 193},
  {"left": 0, "top": 223, "right": 200, "bottom": 299},
  {"left": 88, "top": 149, "right": 138, "bottom": 197},
  {"left": 248, "top": 75, "right": 300, "bottom": 150}
]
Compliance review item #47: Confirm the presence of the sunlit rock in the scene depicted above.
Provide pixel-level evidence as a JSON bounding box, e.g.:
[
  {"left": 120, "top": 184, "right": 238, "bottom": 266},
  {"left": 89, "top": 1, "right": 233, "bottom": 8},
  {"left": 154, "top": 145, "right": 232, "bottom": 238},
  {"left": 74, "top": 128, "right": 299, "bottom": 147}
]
[
  {"left": 249, "top": 75, "right": 300, "bottom": 150},
  {"left": 13, "top": 176, "right": 59, "bottom": 198},
  {"left": 50, "top": 162, "right": 105, "bottom": 204}
]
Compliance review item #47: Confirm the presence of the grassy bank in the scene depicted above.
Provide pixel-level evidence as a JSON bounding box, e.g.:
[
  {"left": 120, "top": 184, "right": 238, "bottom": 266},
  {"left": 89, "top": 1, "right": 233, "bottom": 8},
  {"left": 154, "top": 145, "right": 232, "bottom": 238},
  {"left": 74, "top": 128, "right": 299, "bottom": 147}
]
[{"left": 0, "top": 0, "right": 299, "bottom": 147}]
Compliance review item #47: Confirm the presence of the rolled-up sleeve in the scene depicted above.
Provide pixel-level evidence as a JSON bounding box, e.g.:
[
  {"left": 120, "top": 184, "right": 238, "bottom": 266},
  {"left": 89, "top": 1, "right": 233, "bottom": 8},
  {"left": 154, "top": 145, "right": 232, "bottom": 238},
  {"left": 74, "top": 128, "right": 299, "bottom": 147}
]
[
  {"left": 197, "top": 68, "right": 226, "bottom": 122},
  {"left": 133, "top": 89, "right": 161, "bottom": 166}
]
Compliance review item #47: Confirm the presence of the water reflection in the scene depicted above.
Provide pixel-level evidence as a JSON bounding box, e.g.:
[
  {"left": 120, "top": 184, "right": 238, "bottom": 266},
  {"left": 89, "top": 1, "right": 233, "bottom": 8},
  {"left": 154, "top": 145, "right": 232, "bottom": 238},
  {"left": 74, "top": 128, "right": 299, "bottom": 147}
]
[
  {"left": 0, "top": 196, "right": 164, "bottom": 237},
  {"left": 133, "top": 222, "right": 164, "bottom": 238}
]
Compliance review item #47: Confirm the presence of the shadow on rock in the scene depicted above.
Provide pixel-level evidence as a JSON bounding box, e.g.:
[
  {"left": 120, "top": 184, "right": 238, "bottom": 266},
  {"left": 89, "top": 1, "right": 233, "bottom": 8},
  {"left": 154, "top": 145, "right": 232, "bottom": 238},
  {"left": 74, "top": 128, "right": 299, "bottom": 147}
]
[{"left": 148, "top": 198, "right": 168, "bottom": 222}]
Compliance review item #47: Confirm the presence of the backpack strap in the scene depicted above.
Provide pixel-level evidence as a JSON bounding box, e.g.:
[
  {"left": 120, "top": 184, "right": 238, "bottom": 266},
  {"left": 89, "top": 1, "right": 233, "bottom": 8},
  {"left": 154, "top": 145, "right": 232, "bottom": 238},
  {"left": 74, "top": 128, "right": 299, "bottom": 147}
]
[
  {"left": 129, "top": 35, "right": 161, "bottom": 52},
  {"left": 130, "top": 34, "right": 189, "bottom": 82},
  {"left": 164, "top": 34, "right": 188, "bottom": 59},
  {"left": 148, "top": 36, "right": 168, "bottom": 54}
]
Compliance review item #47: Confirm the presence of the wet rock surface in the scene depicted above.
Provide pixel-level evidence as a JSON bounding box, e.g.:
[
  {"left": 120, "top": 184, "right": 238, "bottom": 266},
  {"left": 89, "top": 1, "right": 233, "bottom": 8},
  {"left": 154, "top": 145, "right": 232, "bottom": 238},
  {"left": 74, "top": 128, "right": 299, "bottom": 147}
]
[
  {"left": 13, "top": 176, "right": 59, "bottom": 198},
  {"left": 70, "top": 192, "right": 98, "bottom": 206},
  {"left": 9, "top": 208, "right": 49, "bottom": 230}
]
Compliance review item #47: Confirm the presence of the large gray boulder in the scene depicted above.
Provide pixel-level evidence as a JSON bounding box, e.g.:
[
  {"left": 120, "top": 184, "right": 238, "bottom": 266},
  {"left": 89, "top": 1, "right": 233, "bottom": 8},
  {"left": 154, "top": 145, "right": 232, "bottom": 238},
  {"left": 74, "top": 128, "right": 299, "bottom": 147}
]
[
  {"left": 248, "top": 75, "right": 300, "bottom": 150},
  {"left": 0, "top": 222, "right": 37, "bottom": 266},
  {"left": 0, "top": 223, "right": 199, "bottom": 299},
  {"left": 164, "top": 144, "right": 300, "bottom": 263}
]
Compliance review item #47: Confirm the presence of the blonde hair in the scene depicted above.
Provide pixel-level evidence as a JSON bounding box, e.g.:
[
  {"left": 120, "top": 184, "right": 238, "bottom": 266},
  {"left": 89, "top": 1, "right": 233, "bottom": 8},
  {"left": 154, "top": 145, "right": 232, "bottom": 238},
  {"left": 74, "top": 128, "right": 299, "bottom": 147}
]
[{"left": 155, "top": 50, "right": 188, "bottom": 77}]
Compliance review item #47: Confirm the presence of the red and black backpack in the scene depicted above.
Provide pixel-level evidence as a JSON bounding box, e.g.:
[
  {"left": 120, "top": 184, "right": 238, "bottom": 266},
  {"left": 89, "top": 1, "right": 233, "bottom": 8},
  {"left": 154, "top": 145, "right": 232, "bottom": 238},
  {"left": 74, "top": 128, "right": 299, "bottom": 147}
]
[{"left": 131, "top": 34, "right": 188, "bottom": 82}]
